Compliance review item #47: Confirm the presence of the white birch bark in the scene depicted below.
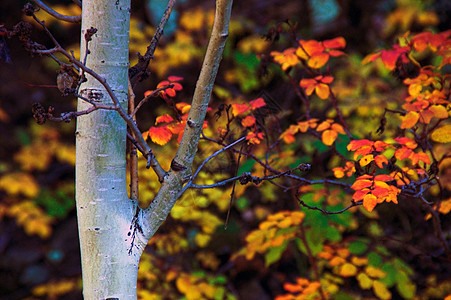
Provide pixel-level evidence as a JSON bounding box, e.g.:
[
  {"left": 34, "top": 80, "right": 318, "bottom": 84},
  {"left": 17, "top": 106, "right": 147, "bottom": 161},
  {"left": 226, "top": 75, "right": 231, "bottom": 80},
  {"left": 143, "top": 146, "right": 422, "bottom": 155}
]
[
  {"left": 76, "top": 1, "right": 145, "bottom": 299},
  {"left": 74, "top": 0, "right": 233, "bottom": 298}
]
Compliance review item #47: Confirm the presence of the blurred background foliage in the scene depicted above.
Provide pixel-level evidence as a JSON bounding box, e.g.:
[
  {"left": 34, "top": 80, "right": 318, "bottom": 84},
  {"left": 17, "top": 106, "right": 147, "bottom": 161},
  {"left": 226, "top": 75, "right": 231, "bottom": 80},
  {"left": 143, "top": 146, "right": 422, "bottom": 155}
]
[{"left": 0, "top": 0, "right": 450, "bottom": 299}]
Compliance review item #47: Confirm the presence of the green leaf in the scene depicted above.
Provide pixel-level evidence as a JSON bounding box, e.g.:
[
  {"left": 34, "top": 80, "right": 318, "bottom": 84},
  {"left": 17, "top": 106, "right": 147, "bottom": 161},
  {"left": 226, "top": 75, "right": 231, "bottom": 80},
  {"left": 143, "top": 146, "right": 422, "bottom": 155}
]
[
  {"left": 265, "top": 241, "right": 288, "bottom": 267},
  {"left": 348, "top": 241, "right": 368, "bottom": 255},
  {"left": 238, "top": 159, "right": 256, "bottom": 175},
  {"left": 380, "top": 262, "right": 397, "bottom": 287},
  {"left": 235, "top": 197, "right": 249, "bottom": 211},
  {"left": 325, "top": 225, "right": 341, "bottom": 242},
  {"left": 396, "top": 271, "right": 416, "bottom": 299},
  {"left": 368, "top": 251, "right": 382, "bottom": 267}
]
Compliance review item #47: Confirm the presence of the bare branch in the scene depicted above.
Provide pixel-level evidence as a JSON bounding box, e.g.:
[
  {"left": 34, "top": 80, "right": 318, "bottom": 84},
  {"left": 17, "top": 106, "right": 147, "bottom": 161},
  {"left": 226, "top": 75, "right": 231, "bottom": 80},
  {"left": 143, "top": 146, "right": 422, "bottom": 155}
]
[
  {"left": 31, "top": 0, "right": 81, "bottom": 23},
  {"left": 179, "top": 136, "right": 246, "bottom": 196},
  {"left": 143, "top": 0, "right": 233, "bottom": 239},
  {"left": 128, "top": 79, "right": 139, "bottom": 201},
  {"left": 28, "top": 10, "right": 167, "bottom": 181},
  {"left": 129, "top": 0, "right": 176, "bottom": 84},
  {"left": 421, "top": 196, "right": 450, "bottom": 255},
  {"left": 298, "top": 198, "right": 362, "bottom": 214},
  {"left": 131, "top": 84, "right": 174, "bottom": 117}
]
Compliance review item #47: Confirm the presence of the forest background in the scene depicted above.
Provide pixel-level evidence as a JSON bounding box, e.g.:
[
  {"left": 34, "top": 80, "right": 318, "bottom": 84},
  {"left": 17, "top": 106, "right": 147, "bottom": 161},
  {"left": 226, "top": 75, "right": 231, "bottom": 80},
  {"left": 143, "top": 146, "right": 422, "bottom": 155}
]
[{"left": 0, "top": 0, "right": 450, "bottom": 299}]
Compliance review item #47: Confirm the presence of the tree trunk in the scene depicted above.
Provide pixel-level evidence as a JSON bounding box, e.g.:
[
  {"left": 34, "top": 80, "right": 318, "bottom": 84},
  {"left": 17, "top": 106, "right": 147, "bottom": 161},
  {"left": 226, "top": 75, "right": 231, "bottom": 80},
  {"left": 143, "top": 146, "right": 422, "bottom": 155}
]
[
  {"left": 74, "top": 0, "right": 233, "bottom": 298},
  {"left": 76, "top": 0, "right": 144, "bottom": 298}
]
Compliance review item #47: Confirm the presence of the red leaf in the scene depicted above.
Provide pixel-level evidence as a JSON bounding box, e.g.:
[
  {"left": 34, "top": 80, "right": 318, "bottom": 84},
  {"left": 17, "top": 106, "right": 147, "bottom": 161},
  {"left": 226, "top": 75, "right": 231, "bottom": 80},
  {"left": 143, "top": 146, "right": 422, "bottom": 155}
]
[
  {"left": 249, "top": 98, "right": 266, "bottom": 109},
  {"left": 241, "top": 115, "right": 256, "bottom": 127},
  {"left": 168, "top": 75, "right": 183, "bottom": 82},
  {"left": 347, "top": 139, "right": 374, "bottom": 151}
]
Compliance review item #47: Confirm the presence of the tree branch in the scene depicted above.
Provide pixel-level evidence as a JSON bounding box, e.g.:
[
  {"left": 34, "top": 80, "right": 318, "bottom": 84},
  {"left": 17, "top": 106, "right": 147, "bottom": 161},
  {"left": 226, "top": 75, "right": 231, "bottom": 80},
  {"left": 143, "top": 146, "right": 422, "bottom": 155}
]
[
  {"left": 28, "top": 9, "right": 167, "bottom": 182},
  {"left": 31, "top": 0, "right": 81, "bottom": 23},
  {"left": 143, "top": 0, "right": 233, "bottom": 239},
  {"left": 129, "top": 0, "right": 176, "bottom": 84}
]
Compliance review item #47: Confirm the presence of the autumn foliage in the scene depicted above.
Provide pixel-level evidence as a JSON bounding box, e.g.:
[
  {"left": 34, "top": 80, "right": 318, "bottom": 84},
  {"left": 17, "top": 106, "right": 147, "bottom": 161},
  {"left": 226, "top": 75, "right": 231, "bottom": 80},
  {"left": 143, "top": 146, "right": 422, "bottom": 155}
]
[{"left": 1, "top": 1, "right": 451, "bottom": 299}]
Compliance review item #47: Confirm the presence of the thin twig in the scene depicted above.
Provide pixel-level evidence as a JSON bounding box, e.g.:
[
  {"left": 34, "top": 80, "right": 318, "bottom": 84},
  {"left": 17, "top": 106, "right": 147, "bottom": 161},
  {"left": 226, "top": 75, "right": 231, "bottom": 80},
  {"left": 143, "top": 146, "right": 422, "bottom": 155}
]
[
  {"left": 130, "top": 84, "right": 174, "bottom": 117},
  {"left": 178, "top": 136, "right": 246, "bottom": 196},
  {"left": 298, "top": 198, "right": 362, "bottom": 214},
  {"left": 32, "top": 0, "right": 81, "bottom": 23},
  {"left": 29, "top": 10, "right": 167, "bottom": 181},
  {"left": 225, "top": 140, "right": 245, "bottom": 229},
  {"left": 421, "top": 196, "right": 450, "bottom": 255}
]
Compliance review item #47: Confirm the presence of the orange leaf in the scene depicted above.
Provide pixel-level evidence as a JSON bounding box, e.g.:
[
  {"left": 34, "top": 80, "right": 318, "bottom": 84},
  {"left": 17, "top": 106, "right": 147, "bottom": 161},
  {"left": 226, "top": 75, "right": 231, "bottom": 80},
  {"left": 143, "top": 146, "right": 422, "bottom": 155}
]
[
  {"left": 363, "top": 193, "right": 378, "bottom": 212},
  {"left": 361, "top": 52, "right": 380, "bottom": 65},
  {"left": 321, "top": 76, "right": 334, "bottom": 84},
  {"left": 374, "top": 174, "right": 394, "bottom": 182},
  {"left": 299, "top": 78, "right": 316, "bottom": 88},
  {"left": 155, "top": 114, "right": 174, "bottom": 125},
  {"left": 168, "top": 75, "right": 183, "bottom": 82},
  {"left": 283, "top": 283, "right": 303, "bottom": 293},
  {"left": 374, "top": 155, "right": 388, "bottom": 168},
  {"left": 249, "top": 98, "right": 266, "bottom": 109},
  {"left": 351, "top": 179, "right": 373, "bottom": 190},
  {"left": 395, "top": 137, "right": 417, "bottom": 149},
  {"left": 323, "top": 37, "right": 346, "bottom": 49},
  {"left": 419, "top": 109, "right": 435, "bottom": 124},
  {"left": 308, "top": 52, "right": 329, "bottom": 69},
  {"left": 353, "top": 189, "right": 370, "bottom": 201},
  {"left": 395, "top": 148, "right": 413, "bottom": 160},
  {"left": 315, "top": 84, "right": 330, "bottom": 99},
  {"left": 372, "top": 187, "right": 389, "bottom": 198},
  {"left": 354, "top": 145, "right": 373, "bottom": 160},
  {"left": 429, "top": 105, "right": 448, "bottom": 119},
  {"left": 316, "top": 121, "right": 331, "bottom": 132},
  {"left": 299, "top": 40, "right": 325, "bottom": 56},
  {"left": 241, "top": 115, "right": 256, "bottom": 127},
  {"left": 176, "top": 102, "right": 191, "bottom": 114},
  {"left": 322, "top": 130, "right": 338, "bottom": 146},
  {"left": 331, "top": 123, "right": 346, "bottom": 134},
  {"left": 347, "top": 139, "right": 373, "bottom": 151},
  {"left": 148, "top": 126, "right": 173, "bottom": 145},
  {"left": 232, "top": 103, "right": 251, "bottom": 116},
  {"left": 400, "top": 111, "right": 419, "bottom": 129}
]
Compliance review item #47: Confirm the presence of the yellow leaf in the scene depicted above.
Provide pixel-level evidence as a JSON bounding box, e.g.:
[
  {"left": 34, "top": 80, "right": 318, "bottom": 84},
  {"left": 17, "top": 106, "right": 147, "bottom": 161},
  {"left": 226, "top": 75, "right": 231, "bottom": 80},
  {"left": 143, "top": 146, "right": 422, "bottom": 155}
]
[
  {"left": 365, "top": 266, "right": 387, "bottom": 279},
  {"left": 351, "top": 256, "right": 369, "bottom": 266},
  {"left": 357, "top": 273, "right": 373, "bottom": 289},
  {"left": 359, "top": 154, "right": 374, "bottom": 167},
  {"left": 338, "top": 263, "right": 358, "bottom": 277},
  {"left": 0, "top": 173, "right": 39, "bottom": 198},
  {"left": 194, "top": 233, "right": 211, "bottom": 247},
  {"left": 373, "top": 280, "right": 391, "bottom": 300},
  {"left": 431, "top": 125, "right": 451, "bottom": 143}
]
